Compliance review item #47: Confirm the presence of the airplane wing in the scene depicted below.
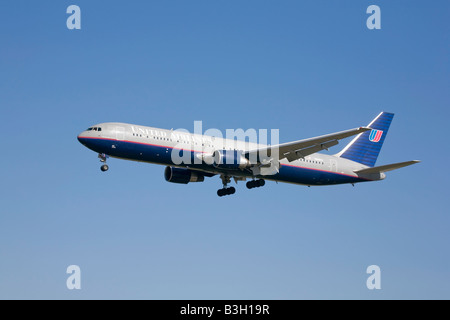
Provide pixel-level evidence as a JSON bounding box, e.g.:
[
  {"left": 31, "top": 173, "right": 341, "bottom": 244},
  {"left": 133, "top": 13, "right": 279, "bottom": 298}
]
[{"left": 246, "top": 127, "right": 372, "bottom": 163}]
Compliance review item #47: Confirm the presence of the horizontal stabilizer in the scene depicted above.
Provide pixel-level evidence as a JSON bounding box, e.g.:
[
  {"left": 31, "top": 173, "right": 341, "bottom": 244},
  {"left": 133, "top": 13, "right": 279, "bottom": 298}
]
[{"left": 354, "top": 160, "right": 420, "bottom": 174}]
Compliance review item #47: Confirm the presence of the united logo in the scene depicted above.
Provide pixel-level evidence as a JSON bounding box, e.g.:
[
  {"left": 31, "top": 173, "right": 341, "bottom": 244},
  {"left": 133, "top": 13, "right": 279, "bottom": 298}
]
[{"left": 369, "top": 129, "right": 383, "bottom": 142}]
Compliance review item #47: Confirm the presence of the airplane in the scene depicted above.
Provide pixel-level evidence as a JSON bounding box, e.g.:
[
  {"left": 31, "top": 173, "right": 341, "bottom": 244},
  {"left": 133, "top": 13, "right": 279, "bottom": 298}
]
[{"left": 77, "top": 112, "right": 419, "bottom": 197}]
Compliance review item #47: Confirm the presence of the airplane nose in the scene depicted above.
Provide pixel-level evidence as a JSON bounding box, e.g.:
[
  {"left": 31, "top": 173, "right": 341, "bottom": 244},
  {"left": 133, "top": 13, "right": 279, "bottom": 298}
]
[{"left": 77, "top": 132, "right": 86, "bottom": 144}]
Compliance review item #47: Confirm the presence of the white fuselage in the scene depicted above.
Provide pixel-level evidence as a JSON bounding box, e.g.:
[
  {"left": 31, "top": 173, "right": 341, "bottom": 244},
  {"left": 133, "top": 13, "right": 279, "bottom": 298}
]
[{"left": 78, "top": 122, "right": 384, "bottom": 186}]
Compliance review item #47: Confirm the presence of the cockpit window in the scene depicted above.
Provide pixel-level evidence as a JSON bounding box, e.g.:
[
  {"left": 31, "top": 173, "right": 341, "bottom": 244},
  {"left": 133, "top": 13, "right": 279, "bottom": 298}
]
[{"left": 87, "top": 127, "right": 102, "bottom": 131}]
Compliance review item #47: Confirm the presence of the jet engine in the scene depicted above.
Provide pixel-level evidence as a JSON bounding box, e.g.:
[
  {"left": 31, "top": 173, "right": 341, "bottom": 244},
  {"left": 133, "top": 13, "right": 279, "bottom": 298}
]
[{"left": 164, "top": 166, "right": 205, "bottom": 184}]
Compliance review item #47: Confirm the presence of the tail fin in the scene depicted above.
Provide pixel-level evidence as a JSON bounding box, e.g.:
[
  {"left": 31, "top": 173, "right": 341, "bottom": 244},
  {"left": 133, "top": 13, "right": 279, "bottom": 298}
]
[{"left": 336, "top": 112, "right": 394, "bottom": 167}]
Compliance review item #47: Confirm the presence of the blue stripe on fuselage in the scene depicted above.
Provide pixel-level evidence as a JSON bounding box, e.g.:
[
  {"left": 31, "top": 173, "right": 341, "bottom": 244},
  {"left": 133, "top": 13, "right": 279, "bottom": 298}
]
[{"left": 78, "top": 137, "right": 370, "bottom": 186}]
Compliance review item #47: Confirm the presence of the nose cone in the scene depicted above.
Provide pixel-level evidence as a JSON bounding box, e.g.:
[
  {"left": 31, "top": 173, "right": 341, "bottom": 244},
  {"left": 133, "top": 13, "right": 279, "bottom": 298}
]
[{"left": 77, "top": 131, "right": 87, "bottom": 145}]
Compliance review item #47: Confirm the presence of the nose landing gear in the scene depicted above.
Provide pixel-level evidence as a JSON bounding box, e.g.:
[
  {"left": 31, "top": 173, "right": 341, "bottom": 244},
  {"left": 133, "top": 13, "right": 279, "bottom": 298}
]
[{"left": 98, "top": 153, "right": 109, "bottom": 172}]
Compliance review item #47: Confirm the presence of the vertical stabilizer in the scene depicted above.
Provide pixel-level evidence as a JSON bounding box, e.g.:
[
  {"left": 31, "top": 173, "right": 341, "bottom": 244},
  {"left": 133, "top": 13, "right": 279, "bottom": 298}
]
[{"left": 337, "top": 112, "right": 394, "bottom": 167}]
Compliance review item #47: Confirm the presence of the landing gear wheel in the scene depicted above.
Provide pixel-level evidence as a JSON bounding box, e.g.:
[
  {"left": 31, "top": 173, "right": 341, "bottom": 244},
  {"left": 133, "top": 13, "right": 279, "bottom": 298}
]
[
  {"left": 101, "top": 164, "right": 109, "bottom": 172},
  {"left": 217, "top": 174, "right": 237, "bottom": 197},
  {"left": 247, "top": 179, "right": 265, "bottom": 189},
  {"left": 217, "top": 187, "right": 236, "bottom": 197}
]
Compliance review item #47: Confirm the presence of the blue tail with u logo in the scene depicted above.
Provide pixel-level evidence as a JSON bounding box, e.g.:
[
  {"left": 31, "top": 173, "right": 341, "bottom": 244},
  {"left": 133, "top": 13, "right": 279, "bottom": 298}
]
[{"left": 337, "top": 112, "right": 394, "bottom": 167}]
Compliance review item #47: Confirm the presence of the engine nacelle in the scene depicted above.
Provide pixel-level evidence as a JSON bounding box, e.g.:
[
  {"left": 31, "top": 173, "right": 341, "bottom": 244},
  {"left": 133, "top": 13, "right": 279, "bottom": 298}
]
[
  {"left": 164, "top": 166, "right": 205, "bottom": 184},
  {"left": 213, "top": 150, "right": 250, "bottom": 169}
]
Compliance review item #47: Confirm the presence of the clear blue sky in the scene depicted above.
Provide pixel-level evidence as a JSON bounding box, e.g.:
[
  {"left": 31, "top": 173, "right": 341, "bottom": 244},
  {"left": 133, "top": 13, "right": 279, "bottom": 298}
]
[{"left": 0, "top": 1, "right": 448, "bottom": 299}]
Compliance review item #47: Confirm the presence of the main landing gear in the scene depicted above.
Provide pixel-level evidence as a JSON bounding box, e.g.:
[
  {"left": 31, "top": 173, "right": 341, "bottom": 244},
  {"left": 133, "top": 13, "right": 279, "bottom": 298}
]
[
  {"left": 217, "top": 175, "right": 236, "bottom": 197},
  {"left": 217, "top": 187, "right": 235, "bottom": 197},
  {"left": 246, "top": 179, "right": 265, "bottom": 189},
  {"left": 217, "top": 176, "right": 266, "bottom": 197},
  {"left": 98, "top": 153, "right": 109, "bottom": 172}
]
